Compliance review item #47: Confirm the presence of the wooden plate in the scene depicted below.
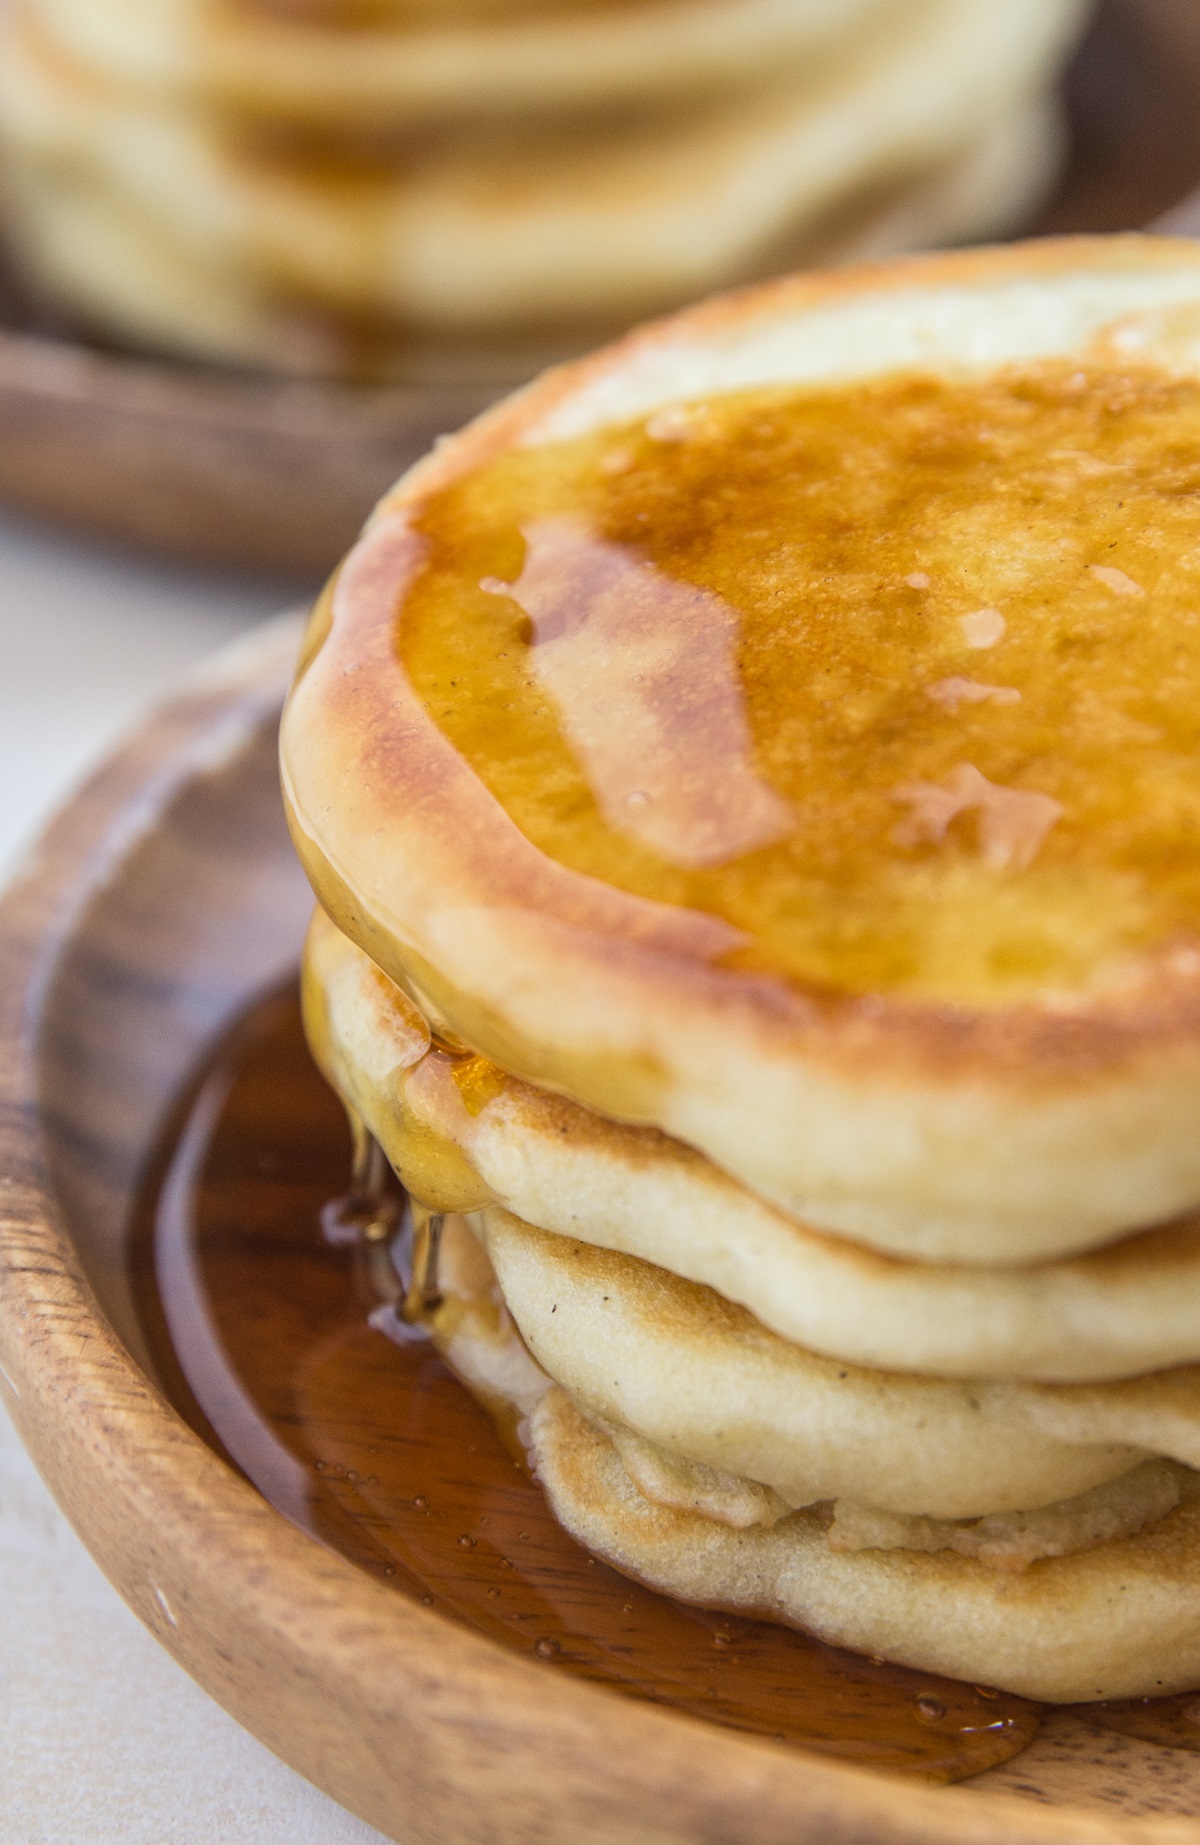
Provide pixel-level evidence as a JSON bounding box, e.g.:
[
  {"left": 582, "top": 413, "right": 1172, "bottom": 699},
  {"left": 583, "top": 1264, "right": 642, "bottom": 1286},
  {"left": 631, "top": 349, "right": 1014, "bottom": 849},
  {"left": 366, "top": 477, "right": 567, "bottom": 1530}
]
[
  {"left": 4, "top": 619, "right": 1200, "bottom": 1843},
  {"left": 2, "top": 0, "right": 1200, "bottom": 578}
]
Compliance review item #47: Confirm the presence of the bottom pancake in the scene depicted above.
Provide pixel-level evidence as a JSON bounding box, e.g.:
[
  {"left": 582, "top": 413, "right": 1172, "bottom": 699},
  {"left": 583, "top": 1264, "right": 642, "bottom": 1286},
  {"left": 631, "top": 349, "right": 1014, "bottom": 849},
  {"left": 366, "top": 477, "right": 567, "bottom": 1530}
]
[
  {"left": 418, "top": 1211, "right": 1200, "bottom": 1703},
  {"left": 529, "top": 1388, "right": 1200, "bottom": 1705}
]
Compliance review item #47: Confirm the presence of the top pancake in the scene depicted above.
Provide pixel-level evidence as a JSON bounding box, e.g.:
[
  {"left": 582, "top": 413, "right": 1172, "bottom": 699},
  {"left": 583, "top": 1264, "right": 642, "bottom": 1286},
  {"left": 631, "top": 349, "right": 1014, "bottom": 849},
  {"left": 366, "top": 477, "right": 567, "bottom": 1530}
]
[{"left": 281, "top": 238, "right": 1200, "bottom": 1259}]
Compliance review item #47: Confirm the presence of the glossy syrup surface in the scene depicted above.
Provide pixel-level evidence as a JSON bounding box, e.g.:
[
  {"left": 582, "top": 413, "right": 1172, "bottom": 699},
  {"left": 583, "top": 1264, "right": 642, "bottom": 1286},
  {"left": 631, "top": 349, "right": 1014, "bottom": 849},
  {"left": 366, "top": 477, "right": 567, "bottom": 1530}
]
[
  {"left": 130, "top": 983, "right": 1043, "bottom": 1782},
  {"left": 401, "top": 360, "right": 1200, "bottom": 1007}
]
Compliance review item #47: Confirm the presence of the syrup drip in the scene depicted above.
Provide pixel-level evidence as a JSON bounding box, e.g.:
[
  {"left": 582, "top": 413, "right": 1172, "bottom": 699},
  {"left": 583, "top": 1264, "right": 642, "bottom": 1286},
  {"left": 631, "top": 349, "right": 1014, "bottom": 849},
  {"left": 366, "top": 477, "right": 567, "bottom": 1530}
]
[
  {"left": 408, "top": 1207, "right": 445, "bottom": 1320},
  {"left": 319, "top": 1121, "right": 398, "bottom": 1245},
  {"left": 131, "top": 983, "right": 1048, "bottom": 1781},
  {"left": 320, "top": 1123, "right": 446, "bottom": 1324}
]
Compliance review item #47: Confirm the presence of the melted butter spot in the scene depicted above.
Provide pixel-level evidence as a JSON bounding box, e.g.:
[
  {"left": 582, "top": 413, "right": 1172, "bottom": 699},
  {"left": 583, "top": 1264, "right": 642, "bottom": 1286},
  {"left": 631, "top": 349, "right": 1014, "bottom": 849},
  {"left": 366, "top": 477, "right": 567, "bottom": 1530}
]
[
  {"left": 960, "top": 608, "right": 1007, "bottom": 648},
  {"left": 926, "top": 677, "right": 1021, "bottom": 712},
  {"left": 892, "top": 765, "right": 1062, "bottom": 872},
  {"left": 1088, "top": 564, "right": 1144, "bottom": 597}
]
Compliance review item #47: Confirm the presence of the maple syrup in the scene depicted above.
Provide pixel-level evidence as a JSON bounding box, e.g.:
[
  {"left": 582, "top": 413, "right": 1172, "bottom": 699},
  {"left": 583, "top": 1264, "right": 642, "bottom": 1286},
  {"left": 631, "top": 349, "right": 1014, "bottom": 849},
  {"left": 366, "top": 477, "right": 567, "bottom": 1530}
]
[
  {"left": 130, "top": 981, "right": 1043, "bottom": 1783},
  {"left": 398, "top": 360, "right": 1200, "bottom": 1008}
]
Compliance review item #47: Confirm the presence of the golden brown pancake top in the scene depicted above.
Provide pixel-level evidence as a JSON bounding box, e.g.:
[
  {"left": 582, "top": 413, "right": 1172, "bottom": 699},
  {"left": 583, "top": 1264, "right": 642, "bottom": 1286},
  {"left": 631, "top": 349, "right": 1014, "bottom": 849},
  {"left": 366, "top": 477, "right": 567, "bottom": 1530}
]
[{"left": 396, "top": 359, "right": 1200, "bottom": 1009}]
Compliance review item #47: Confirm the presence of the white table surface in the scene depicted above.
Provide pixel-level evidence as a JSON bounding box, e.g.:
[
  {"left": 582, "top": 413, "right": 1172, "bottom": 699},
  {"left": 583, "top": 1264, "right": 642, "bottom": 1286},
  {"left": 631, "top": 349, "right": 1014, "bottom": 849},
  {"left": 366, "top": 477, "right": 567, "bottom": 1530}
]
[{"left": 0, "top": 509, "right": 388, "bottom": 1845}]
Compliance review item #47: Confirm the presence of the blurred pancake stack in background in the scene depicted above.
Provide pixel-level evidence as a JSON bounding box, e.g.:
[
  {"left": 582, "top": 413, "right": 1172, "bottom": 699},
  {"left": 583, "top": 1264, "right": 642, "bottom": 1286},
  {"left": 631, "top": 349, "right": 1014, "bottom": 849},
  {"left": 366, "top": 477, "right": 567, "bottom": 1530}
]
[{"left": 0, "top": 0, "right": 1089, "bottom": 385}]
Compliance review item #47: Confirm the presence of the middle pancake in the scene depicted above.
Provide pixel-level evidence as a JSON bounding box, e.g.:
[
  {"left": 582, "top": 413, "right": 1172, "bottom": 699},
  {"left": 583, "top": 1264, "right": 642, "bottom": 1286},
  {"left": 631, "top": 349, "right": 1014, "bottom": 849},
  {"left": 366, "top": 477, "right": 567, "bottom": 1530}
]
[
  {"left": 305, "top": 907, "right": 1200, "bottom": 1385},
  {"left": 479, "top": 1207, "right": 1147, "bottom": 1520}
]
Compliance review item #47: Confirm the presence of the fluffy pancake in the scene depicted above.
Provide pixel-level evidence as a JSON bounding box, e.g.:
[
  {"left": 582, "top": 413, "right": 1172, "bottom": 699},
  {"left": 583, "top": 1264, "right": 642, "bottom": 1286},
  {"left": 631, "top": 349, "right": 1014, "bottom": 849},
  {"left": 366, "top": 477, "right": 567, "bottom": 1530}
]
[
  {"left": 305, "top": 910, "right": 1200, "bottom": 1381},
  {"left": 481, "top": 1206, "right": 1200, "bottom": 1517},
  {"left": 0, "top": 154, "right": 598, "bottom": 384},
  {"left": 420, "top": 1211, "right": 1200, "bottom": 1702},
  {"left": 531, "top": 1388, "right": 1200, "bottom": 1704},
  {"left": 0, "top": 0, "right": 1079, "bottom": 334},
  {"left": 0, "top": 90, "right": 1060, "bottom": 378},
  {"left": 283, "top": 239, "right": 1200, "bottom": 1262},
  {"left": 22, "top": 0, "right": 901, "bottom": 126},
  {"left": 480, "top": 1208, "right": 1148, "bottom": 1518}
]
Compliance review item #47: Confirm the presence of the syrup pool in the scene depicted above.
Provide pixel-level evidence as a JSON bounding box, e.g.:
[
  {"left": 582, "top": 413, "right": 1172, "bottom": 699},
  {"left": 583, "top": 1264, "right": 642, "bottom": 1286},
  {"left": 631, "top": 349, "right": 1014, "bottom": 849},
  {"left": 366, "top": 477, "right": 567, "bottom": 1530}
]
[{"left": 134, "top": 978, "right": 1190, "bottom": 1784}]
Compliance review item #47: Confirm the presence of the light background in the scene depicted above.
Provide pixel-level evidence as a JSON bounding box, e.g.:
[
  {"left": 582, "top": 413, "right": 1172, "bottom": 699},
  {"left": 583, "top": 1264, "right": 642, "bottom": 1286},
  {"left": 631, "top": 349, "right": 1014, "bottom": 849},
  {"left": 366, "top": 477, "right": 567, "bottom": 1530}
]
[{"left": 0, "top": 509, "right": 388, "bottom": 1845}]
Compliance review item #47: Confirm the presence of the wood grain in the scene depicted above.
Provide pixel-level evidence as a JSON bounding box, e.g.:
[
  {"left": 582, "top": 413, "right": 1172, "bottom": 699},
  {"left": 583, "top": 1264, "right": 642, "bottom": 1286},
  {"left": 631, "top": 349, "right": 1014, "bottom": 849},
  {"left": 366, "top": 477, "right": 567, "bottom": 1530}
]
[
  {"left": 0, "top": 329, "right": 491, "bottom": 577},
  {"left": 3, "top": 620, "right": 1200, "bottom": 1843},
  {"left": 1, "top": 0, "right": 1200, "bottom": 576}
]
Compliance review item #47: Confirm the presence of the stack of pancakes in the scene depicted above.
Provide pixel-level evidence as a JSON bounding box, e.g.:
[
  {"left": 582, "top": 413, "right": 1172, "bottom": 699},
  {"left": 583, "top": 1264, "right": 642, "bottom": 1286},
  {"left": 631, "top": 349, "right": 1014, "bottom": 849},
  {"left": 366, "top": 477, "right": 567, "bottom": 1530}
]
[
  {"left": 0, "top": 0, "right": 1086, "bottom": 381},
  {"left": 284, "top": 234, "right": 1200, "bottom": 1703}
]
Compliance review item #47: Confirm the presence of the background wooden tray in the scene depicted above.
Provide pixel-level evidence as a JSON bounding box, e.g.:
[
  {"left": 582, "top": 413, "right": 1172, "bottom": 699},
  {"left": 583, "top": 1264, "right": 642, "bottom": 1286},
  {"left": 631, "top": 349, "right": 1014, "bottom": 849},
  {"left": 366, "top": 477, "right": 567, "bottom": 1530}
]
[
  {"left": 1, "top": 0, "right": 1199, "bottom": 578},
  {"left": 4, "top": 623, "right": 1200, "bottom": 1842}
]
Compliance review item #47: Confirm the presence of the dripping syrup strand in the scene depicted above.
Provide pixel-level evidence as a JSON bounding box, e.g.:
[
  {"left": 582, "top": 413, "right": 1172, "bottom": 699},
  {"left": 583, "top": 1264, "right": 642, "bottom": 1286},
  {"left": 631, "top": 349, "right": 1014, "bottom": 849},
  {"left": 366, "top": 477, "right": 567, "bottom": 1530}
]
[
  {"left": 320, "top": 1117, "right": 399, "bottom": 1246},
  {"left": 404, "top": 1206, "right": 444, "bottom": 1321},
  {"left": 321, "top": 1114, "right": 445, "bottom": 1324}
]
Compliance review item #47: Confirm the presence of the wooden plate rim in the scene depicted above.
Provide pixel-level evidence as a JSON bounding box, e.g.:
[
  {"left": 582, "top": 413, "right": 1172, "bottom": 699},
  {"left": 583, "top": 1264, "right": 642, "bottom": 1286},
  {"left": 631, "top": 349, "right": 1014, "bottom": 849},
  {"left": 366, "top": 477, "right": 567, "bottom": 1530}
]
[{"left": 0, "top": 621, "right": 1191, "bottom": 1845}]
